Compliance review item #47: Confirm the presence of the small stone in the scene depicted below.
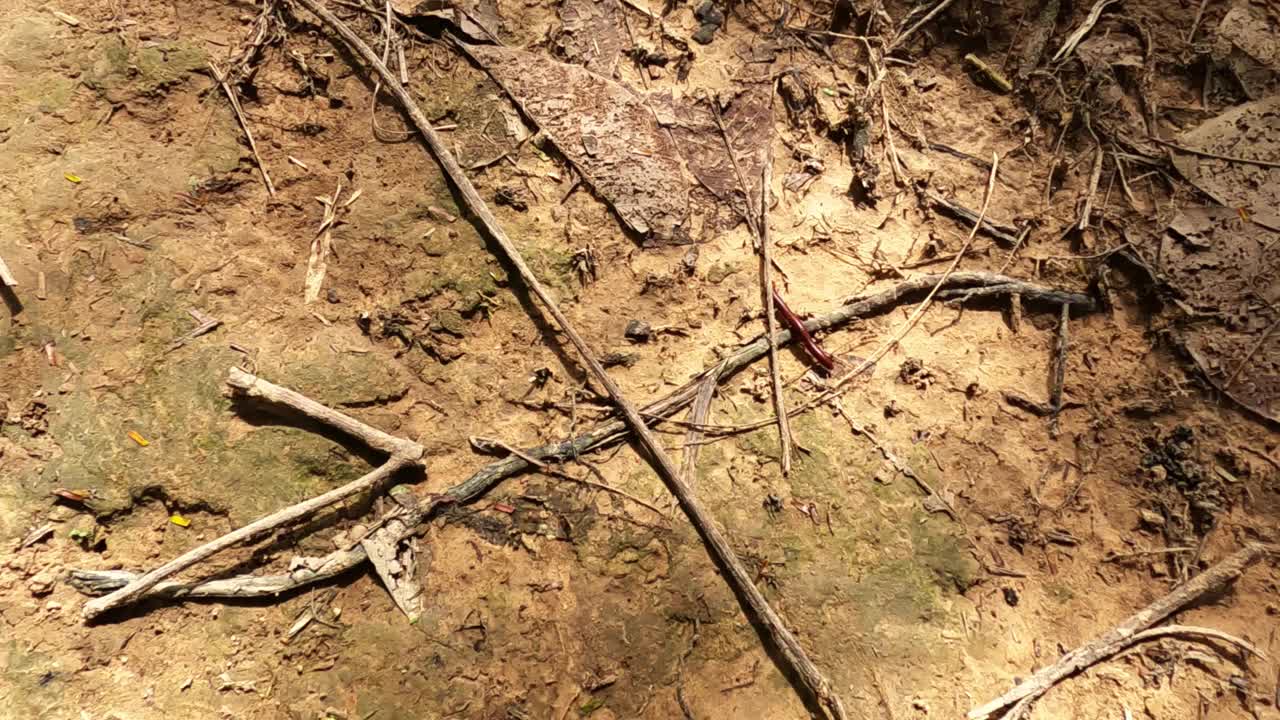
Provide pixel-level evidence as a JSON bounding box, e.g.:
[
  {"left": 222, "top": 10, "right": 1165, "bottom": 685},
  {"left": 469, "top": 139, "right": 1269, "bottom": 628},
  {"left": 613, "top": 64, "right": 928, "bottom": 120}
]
[
  {"left": 28, "top": 570, "right": 56, "bottom": 597},
  {"left": 1148, "top": 465, "right": 1168, "bottom": 482},
  {"left": 624, "top": 320, "right": 652, "bottom": 342},
  {"left": 326, "top": 288, "right": 340, "bottom": 304},
  {"left": 694, "top": 0, "right": 724, "bottom": 26},
  {"left": 1002, "top": 587, "right": 1019, "bottom": 607},
  {"left": 692, "top": 23, "right": 717, "bottom": 44}
]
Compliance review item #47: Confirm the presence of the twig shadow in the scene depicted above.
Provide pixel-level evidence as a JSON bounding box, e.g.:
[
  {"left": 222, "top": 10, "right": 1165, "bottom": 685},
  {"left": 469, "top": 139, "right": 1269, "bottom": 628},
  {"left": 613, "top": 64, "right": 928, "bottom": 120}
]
[{"left": 2, "top": 285, "right": 22, "bottom": 317}]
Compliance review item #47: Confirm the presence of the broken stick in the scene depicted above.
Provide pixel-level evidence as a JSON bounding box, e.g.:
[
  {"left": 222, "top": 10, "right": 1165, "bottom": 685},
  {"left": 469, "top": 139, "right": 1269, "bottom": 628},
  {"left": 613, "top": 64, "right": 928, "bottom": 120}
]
[
  {"left": 292, "top": 2, "right": 848, "bottom": 716},
  {"left": 968, "top": 543, "right": 1275, "bottom": 719},
  {"left": 80, "top": 369, "right": 426, "bottom": 621},
  {"left": 70, "top": 274, "right": 1094, "bottom": 606},
  {"left": 0, "top": 253, "right": 17, "bottom": 287},
  {"left": 758, "top": 160, "right": 794, "bottom": 475}
]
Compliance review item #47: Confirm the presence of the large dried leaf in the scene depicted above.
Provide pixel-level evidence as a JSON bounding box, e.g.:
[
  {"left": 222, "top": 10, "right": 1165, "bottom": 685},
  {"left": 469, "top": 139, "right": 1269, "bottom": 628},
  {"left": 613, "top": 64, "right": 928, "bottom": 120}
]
[
  {"left": 659, "top": 84, "right": 774, "bottom": 222},
  {"left": 1214, "top": 1, "right": 1279, "bottom": 98},
  {"left": 1170, "top": 96, "right": 1280, "bottom": 230},
  {"left": 1145, "top": 207, "right": 1280, "bottom": 422},
  {"left": 464, "top": 43, "right": 689, "bottom": 243},
  {"left": 558, "top": 0, "right": 626, "bottom": 76}
]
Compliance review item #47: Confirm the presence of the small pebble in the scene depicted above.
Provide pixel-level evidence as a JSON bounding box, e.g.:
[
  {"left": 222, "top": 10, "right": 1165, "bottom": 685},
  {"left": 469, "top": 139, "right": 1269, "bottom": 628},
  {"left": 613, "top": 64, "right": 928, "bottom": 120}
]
[{"left": 624, "top": 319, "right": 652, "bottom": 342}]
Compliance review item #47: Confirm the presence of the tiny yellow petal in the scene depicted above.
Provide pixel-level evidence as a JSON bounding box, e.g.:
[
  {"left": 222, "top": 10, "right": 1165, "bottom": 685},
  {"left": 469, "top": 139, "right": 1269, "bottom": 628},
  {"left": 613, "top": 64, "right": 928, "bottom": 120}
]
[
  {"left": 169, "top": 514, "right": 190, "bottom": 528},
  {"left": 65, "top": 173, "right": 82, "bottom": 183},
  {"left": 127, "top": 430, "right": 150, "bottom": 447}
]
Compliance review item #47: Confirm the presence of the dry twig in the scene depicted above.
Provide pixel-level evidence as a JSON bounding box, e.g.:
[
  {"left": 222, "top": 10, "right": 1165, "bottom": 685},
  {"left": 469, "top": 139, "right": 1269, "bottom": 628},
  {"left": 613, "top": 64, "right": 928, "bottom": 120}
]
[
  {"left": 70, "top": 273, "right": 1094, "bottom": 605},
  {"left": 969, "top": 543, "right": 1275, "bottom": 719},
  {"left": 291, "top": 1, "right": 848, "bottom": 716},
  {"left": 793, "top": 154, "right": 1001, "bottom": 416},
  {"left": 1050, "top": 0, "right": 1119, "bottom": 63},
  {"left": 80, "top": 368, "right": 425, "bottom": 621},
  {"left": 837, "top": 403, "right": 956, "bottom": 519},
  {"left": 209, "top": 61, "right": 275, "bottom": 197},
  {"left": 888, "top": 0, "right": 957, "bottom": 52},
  {"left": 758, "top": 160, "right": 794, "bottom": 475}
]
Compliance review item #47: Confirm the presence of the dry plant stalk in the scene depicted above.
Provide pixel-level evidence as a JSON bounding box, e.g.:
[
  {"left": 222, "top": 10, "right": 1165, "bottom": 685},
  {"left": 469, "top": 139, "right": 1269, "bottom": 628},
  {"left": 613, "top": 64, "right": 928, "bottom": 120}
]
[
  {"left": 290, "top": 1, "right": 848, "bottom": 715},
  {"left": 757, "top": 160, "right": 794, "bottom": 475},
  {"left": 209, "top": 61, "right": 276, "bottom": 197},
  {"left": 969, "top": 543, "right": 1275, "bottom": 719}
]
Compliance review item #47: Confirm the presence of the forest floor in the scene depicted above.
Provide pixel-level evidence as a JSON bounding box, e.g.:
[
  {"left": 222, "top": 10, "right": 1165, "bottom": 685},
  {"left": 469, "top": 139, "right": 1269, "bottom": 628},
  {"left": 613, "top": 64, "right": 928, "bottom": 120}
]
[{"left": 1, "top": 0, "right": 1278, "bottom": 719}]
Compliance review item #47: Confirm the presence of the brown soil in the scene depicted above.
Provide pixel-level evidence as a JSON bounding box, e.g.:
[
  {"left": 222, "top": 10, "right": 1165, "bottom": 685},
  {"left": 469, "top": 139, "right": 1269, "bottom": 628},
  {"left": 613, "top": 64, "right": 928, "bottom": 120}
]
[{"left": 1, "top": 1, "right": 1278, "bottom": 719}]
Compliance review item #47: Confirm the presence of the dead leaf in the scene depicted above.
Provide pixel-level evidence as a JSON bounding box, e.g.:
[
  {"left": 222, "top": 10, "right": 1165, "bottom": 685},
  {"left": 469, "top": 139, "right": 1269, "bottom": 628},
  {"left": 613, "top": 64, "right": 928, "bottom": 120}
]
[
  {"left": 1139, "top": 206, "right": 1280, "bottom": 423},
  {"left": 463, "top": 43, "right": 689, "bottom": 243},
  {"left": 558, "top": 0, "right": 627, "bottom": 76},
  {"left": 1170, "top": 96, "right": 1280, "bottom": 229},
  {"left": 661, "top": 84, "right": 774, "bottom": 223}
]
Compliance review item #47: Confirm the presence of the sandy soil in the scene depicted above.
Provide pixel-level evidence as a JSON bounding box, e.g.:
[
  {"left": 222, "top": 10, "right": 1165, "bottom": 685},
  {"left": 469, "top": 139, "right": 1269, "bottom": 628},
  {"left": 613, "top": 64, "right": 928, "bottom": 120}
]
[{"left": 1, "top": 0, "right": 1278, "bottom": 719}]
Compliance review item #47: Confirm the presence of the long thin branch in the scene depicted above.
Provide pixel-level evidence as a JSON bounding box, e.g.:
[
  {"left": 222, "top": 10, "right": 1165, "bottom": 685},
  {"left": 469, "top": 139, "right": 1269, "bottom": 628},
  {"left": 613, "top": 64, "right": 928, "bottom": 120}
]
[
  {"left": 758, "top": 159, "right": 793, "bottom": 475},
  {"left": 292, "top": 2, "right": 848, "bottom": 715},
  {"left": 70, "top": 274, "right": 1094, "bottom": 605},
  {"left": 791, "top": 154, "right": 1000, "bottom": 417},
  {"left": 968, "top": 543, "right": 1275, "bottom": 719}
]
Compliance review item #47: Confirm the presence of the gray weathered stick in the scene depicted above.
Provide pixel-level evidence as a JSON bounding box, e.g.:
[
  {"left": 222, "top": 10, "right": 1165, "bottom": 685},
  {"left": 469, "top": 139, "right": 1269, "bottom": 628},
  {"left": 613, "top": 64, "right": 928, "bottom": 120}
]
[
  {"left": 0, "top": 253, "right": 17, "bottom": 287},
  {"left": 70, "top": 274, "right": 1094, "bottom": 606},
  {"left": 292, "top": 1, "right": 847, "bottom": 715},
  {"left": 969, "top": 543, "right": 1274, "bottom": 719},
  {"left": 80, "top": 369, "right": 426, "bottom": 621}
]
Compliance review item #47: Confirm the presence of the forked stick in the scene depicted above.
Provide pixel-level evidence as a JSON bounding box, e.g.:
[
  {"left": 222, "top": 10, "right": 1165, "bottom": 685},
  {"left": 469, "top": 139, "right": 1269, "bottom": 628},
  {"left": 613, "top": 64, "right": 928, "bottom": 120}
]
[
  {"left": 81, "top": 370, "right": 426, "bottom": 621},
  {"left": 291, "top": 1, "right": 848, "bottom": 715},
  {"left": 70, "top": 275, "right": 1095, "bottom": 606}
]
